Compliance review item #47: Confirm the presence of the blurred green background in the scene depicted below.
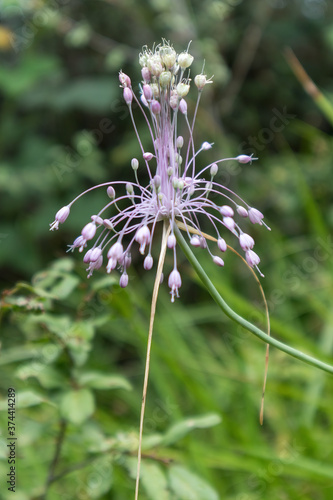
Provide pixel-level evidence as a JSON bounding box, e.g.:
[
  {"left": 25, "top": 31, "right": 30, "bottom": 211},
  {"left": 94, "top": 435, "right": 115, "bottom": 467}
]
[{"left": 1, "top": 0, "right": 333, "bottom": 499}]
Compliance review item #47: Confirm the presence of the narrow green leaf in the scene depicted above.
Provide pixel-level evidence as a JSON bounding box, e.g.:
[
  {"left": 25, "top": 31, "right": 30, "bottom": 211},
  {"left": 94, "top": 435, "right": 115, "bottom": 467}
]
[
  {"left": 141, "top": 462, "right": 171, "bottom": 500},
  {"left": 161, "top": 414, "right": 222, "bottom": 446},
  {"left": 0, "top": 390, "right": 48, "bottom": 410},
  {"left": 16, "top": 363, "right": 66, "bottom": 389},
  {"left": 125, "top": 457, "right": 170, "bottom": 500},
  {"left": 168, "top": 465, "right": 219, "bottom": 500},
  {"left": 77, "top": 371, "right": 132, "bottom": 391}
]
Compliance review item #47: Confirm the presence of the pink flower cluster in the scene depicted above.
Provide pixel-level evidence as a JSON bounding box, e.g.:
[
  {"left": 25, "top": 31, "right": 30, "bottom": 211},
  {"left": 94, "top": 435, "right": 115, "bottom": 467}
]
[{"left": 50, "top": 41, "right": 269, "bottom": 301}]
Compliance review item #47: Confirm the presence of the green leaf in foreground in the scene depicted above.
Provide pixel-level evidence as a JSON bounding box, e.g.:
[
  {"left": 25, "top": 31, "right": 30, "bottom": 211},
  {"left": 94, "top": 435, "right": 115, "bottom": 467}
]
[
  {"left": 76, "top": 371, "right": 132, "bottom": 391},
  {"left": 168, "top": 465, "right": 219, "bottom": 500},
  {"left": 161, "top": 413, "right": 222, "bottom": 446},
  {"left": 59, "top": 388, "right": 95, "bottom": 425}
]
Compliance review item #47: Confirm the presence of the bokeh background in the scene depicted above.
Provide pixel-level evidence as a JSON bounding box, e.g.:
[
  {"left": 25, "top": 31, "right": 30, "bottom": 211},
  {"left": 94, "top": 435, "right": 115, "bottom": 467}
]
[{"left": 1, "top": 0, "right": 333, "bottom": 499}]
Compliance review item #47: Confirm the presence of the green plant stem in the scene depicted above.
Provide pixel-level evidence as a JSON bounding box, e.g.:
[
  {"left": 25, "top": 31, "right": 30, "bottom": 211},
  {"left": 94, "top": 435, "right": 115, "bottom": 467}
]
[
  {"left": 39, "top": 419, "right": 67, "bottom": 500},
  {"left": 174, "top": 224, "right": 333, "bottom": 375}
]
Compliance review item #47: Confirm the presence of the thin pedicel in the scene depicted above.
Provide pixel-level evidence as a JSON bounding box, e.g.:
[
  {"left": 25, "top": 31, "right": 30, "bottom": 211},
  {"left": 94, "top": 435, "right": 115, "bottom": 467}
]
[{"left": 50, "top": 41, "right": 270, "bottom": 303}]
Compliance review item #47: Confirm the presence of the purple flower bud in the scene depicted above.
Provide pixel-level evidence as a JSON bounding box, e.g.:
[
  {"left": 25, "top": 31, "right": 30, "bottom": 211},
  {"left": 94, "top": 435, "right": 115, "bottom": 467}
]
[
  {"left": 236, "top": 154, "right": 257, "bottom": 164},
  {"left": 56, "top": 205, "right": 70, "bottom": 223},
  {"left": 143, "top": 152, "right": 153, "bottom": 162},
  {"left": 91, "top": 215, "right": 103, "bottom": 225},
  {"left": 217, "top": 237, "right": 227, "bottom": 252},
  {"left": 190, "top": 235, "right": 201, "bottom": 247},
  {"left": 141, "top": 67, "right": 151, "bottom": 82},
  {"left": 144, "top": 254, "right": 153, "bottom": 270},
  {"left": 170, "top": 93, "right": 179, "bottom": 110},
  {"left": 106, "top": 241, "right": 123, "bottom": 273},
  {"left": 143, "top": 84, "right": 153, "bottom": 101},
  {"left": 119, "top": 273, "right": 129, "bottom": 288},
  {"left": 236, "top": 206, "right": 248, "bottom": 218},
  {"left": 71, "top": 235, "right": 85, "bottom": 249},
  {"left": 223, "top": 217, "right": 235, "bottom": 231},
  {"left": 220, "top": 205, "right": 234, "bottom": 217},
  {"left": 167, "top": 234, "right": 176, "bottom": 249},
  {"left": 151, "top": 100, "right": 161, "bottom": 114},
  {"left": 107, "top": 241, "right": 123, "bottom": 260},
  {"left": 86, "top": 255, "right": 103, "bottom": 278},
  {"left": 202, "top": 141, "right": 213, "bottom": 150},
  {"left": 179, "top": 98, "right": 187, "bottom": 114},
  {"left": 213, "top": 256, "right": 224, "bottom": 267},
  {"left": 140, "top": 94, "right": 148, "bottom": 107},
  {"left": 168, "top": 269, "right": 182, "bottom": 303},
  {"left": 135, "top": 225, "right": 151, "bottom": 254},
  {"left": 107, "top": 186, "right": 116, "bottom": 199},
  {"left": 245, "top": 249, "right": 260, "bottom": 267},
  {"left": 123, "top": 87, "right": 133, "bottom": 105},
  {"left": 239, "top": 233, "right": 255, "bottom": 251},
  {"left": 119, "top": 71, "right": 131, "bottom": 87},
  {"left": 153, "top": 175, "right": 161, "bottom": 188},
  {"left": 90, "top": 247, "right": 103, "bottom": 262},
  {"left": 94, "top": 255, "right": 103, "bottom": 270},
  {"left": 50, "top": 205, "right": 70, "bottom": 230},
  {"left": 119, "top": 252, "right": 131, "bottom": 269},
  {"left": 83, "top": 249, "right": 93, "bottom": 263},
  {"left": 200, "top": 237, "right": 207, "bottom": 248},
  {"left": 248, "top": 207, "right": 264, "bottom": 225},
  {"left": 81, "top": 222, "right": 96, "bottom": 241},
  {"left": 103, "top": 219, "right": 113, "bottom": 230}
]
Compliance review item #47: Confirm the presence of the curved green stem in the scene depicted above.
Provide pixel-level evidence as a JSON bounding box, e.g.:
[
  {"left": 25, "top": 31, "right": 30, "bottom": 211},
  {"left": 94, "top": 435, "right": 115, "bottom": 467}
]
[{"left": 174, "top": 224, "right": 333, "bottom": 375}]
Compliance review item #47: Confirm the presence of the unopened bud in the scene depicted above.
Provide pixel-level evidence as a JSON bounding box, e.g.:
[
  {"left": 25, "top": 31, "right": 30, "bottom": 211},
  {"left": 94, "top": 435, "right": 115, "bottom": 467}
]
[
  {"left": 143, "top": 84, "right": 153, "bottom": 101},
  {"left": 237, "top": 206, "right": 248, "bottom": 218},
  {"left": 143, "top": 152, "right": 153, "bottom": 162},
  {"left": 123, "top": 87, "right": 133, "bottom": 105},
  {"left": 167, "top": 234, "right": 177, "bottom": 249},
  {"left": 176, "top": 136, "right": 184, "bottom": 149},
  {"left": 131, "top": 158, "right": 139, "bottom": 171},
  {"left": 210, "top": 163, "right": 218, "bottom": 176},
  {"left": 213, "top": 256, "right": 224, "bottom": 267},
  {"left": 107, "top": 186, "right": 116, "bottom": 199},
  {"left": 237, "top": 154, "right": 258, "bottom": 164},
  {"left": 202, "top": 141, "right": 213, "bottom": 150},
  {"left": 119, "top": 273, "right": 129, "bottom": 288},
  {"left": 141, "top": 66, "right": 151, "bottom": 82},
  {"left": 126, "top": 182, "right": 134, "bottom": 195},
  {"left": 151, "top": 100, "right": 161, "bottom": 114},
  {"left": 153, "top": 175, "right": 161, "bottom": 188},
  {"left": 179, "top": 99, "right": 187, "bottom": 114}
]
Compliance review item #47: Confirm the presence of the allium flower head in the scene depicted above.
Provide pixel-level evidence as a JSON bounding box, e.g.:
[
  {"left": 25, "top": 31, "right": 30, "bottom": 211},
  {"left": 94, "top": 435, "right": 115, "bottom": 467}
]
[{"left": 50, "top": 40, "right": 270, "bottom": 301}]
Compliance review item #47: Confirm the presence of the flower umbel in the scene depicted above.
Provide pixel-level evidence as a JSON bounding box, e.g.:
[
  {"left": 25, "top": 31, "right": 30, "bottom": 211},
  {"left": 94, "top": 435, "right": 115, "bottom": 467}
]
[{"left": 50, "top": 40, "right": 269, "bottom": 301}]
